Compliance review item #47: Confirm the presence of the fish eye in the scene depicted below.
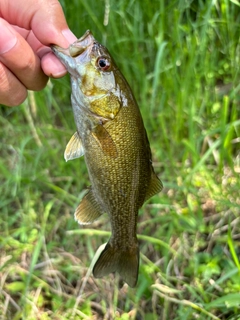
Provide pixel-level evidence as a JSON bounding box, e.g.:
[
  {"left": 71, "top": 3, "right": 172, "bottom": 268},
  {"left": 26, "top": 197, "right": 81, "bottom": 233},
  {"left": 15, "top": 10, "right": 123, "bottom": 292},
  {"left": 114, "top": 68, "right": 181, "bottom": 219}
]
[{"left": 96, "top": 57, "right": 111, "bottom": 71}]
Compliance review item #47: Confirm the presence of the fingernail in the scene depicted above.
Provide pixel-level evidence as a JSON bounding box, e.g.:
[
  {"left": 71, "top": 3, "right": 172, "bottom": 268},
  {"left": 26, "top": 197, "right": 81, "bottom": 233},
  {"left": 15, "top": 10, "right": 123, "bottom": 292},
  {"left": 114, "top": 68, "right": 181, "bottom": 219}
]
[
  {"left": 0, "top": 24, "right": 17, "bottom": 54},
  {"left": 62, "top": 29, "right": 77, "bottom": 45}
]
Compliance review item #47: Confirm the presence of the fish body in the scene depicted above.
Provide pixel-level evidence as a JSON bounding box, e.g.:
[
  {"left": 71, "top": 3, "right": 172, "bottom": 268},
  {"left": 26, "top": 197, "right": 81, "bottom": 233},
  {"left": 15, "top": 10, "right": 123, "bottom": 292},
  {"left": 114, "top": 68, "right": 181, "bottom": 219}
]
[{"left": 52, "top": 31, "right": 162, "bottom": 287}]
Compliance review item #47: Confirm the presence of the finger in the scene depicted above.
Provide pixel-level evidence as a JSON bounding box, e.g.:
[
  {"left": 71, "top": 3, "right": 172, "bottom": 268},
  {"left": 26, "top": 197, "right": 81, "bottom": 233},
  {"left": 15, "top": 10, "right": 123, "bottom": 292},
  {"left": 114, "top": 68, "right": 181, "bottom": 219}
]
[
  {"left": 10, "top": 25, "right": 68, "bottom": 77},
  {"left": 25, "top": 29, "right": 68, "bottom": 77},
  {"left": 11, "top": 25, "right": 47, "bottom": 58},
  {"left": 0, "top": 19, "right": 48, "bottom": 91},
  {"left": 1, "top": 0, "right": 77, "bottom": 48},
  {"left": 0, "top": 62, "right": 27, "bottom": 107},
  {"left": 41, "top": 52, "right": 67, "bottom": 77}
]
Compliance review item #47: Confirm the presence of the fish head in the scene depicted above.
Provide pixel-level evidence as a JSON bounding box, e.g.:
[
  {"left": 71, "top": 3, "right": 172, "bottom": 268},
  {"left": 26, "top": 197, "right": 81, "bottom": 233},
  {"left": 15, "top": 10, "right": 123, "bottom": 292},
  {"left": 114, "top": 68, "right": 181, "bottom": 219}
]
[{"left": 52, "top": 30, "right": 124, "bottom": 121}]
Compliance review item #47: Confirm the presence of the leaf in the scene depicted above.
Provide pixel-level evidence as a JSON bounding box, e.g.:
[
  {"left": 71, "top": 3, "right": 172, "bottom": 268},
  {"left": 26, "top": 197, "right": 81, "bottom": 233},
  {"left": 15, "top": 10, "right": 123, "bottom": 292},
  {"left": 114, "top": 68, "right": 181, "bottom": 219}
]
[
  {"left": 6, "top": 281, "right": 25, "bottom": 293},
  {"left": 207, "top": 293, "right": 240, "bottom": 309}
]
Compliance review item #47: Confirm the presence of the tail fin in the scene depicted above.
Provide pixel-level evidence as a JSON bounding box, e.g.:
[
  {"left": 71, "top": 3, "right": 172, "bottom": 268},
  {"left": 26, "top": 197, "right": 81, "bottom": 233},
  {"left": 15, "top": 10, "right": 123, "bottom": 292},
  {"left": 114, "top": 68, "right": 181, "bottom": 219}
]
[{"left": 92, "top": 242, "right": 139, "bottom": 287}]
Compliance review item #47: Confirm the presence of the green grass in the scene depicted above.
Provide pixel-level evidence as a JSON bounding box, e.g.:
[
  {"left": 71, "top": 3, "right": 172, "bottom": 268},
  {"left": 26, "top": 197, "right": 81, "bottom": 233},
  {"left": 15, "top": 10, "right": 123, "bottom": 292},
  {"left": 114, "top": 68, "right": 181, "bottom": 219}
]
[{"left": 1, "top": 0, "right": 240, "bottom": 319}]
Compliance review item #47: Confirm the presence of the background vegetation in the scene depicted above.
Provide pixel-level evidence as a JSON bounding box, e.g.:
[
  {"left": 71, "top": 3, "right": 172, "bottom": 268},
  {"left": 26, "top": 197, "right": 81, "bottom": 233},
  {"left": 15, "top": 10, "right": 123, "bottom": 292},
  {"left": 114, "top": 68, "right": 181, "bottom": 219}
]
[{"left": 1, "top": 0, "right": 240, "bottom": 319}]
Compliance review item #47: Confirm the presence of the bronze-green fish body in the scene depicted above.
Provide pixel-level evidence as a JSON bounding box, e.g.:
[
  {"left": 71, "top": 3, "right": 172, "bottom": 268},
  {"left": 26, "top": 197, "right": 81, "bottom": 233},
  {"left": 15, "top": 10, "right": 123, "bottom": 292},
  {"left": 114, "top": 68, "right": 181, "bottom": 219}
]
[{"left": 52, "top": 31, "right": 162, "bottom": 287}]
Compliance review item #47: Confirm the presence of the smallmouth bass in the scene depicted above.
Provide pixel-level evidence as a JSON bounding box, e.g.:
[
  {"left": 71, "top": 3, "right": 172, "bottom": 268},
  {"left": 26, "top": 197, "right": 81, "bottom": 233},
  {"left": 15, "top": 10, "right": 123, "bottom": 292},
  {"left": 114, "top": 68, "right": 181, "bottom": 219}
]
[{"left": 52, "top": 30, "right": 162, "bottom": 287}]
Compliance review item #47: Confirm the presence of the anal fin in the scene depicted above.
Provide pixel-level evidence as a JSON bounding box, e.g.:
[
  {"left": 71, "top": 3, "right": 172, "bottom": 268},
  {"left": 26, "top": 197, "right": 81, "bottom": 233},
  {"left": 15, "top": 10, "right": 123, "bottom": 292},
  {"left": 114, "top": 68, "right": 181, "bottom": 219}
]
[
  {"left": 75, "top": 188, "right": 104, "bottom": 224},
  {"left": 144, "top": 168, "right": 163, "bottom": 202}
]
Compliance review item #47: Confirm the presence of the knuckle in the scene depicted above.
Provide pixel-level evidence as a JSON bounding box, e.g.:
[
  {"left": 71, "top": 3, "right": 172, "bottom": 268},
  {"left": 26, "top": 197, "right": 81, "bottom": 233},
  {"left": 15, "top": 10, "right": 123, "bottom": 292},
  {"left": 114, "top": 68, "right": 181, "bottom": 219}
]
[
  {"left": 9, "top": 90, "right": 28, "bottom": 106},
  {"left": 22, "top": 56, "right": 48, "bottom": 91},
  {"left": 31, "top": 73, "right": 48, "bottom": 91},
  {"left": 0, "top": 63, "right": 28, "bottom": 106},
  {"left": 1, "top": 89, "right": 28, "bottom": 107}
]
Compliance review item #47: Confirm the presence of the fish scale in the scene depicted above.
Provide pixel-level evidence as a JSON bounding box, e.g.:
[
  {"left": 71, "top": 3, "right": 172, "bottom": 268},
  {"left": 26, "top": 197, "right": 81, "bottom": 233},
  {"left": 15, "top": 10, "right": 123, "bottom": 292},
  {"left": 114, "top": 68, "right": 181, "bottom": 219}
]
[{"left": 52, "top": 30, "right": 162, "bottom": 287}]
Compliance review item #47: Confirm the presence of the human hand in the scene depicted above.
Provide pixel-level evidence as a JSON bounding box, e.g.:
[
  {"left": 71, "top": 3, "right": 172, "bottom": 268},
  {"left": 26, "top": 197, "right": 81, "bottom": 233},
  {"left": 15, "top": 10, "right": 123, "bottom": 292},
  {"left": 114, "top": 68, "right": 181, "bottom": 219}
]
[{"left": 0, "top": 0, "right": 77, "bottom": 106}]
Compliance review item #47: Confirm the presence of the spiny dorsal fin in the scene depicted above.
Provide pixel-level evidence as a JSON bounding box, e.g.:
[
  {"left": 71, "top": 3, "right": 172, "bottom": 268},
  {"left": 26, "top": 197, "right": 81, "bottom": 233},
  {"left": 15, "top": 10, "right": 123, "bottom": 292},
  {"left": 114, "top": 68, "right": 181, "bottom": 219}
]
[
  {"left": 144, "top": 169, "right": 163, "bottom": 202},
  {"left": 75, "top": 188, "right": 104, "bottom": 224},
  {"left": 91, "top": 125, "right": 118, "bottom": 158},
  {"left": 64, "top": 131, "right": 84, "bottom": 162}
]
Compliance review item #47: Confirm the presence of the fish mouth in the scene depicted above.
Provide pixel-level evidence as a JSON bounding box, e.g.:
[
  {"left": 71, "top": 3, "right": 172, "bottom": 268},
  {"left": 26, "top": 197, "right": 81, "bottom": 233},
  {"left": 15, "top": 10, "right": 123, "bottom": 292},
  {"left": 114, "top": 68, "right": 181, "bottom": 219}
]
[{"left": 51, "top": 30, "right": 95, "bottom": 58}]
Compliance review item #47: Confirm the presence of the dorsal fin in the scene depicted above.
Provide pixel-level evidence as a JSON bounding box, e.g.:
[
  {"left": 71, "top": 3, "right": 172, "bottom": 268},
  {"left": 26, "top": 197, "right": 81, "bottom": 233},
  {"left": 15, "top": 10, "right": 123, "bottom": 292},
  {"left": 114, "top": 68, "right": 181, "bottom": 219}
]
[
  {"left": 91, "top": 125, "right": 118, "bottom": 158},
  {"left": 144, "top": 169, "right": 163, "bottom": 202},
  {"left": 64, "top": 132, "right": 84, "bottom": 162},
  {"left": 75, "top": 188, "right": 104, "bottom": 224}
]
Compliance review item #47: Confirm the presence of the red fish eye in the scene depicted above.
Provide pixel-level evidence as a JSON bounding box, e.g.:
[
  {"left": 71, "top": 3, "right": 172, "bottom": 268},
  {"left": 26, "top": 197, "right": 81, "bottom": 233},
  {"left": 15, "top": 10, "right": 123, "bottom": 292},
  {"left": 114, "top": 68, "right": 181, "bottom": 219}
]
[{"left": 97, "top": 57, "right": 111, "bottom": 71}]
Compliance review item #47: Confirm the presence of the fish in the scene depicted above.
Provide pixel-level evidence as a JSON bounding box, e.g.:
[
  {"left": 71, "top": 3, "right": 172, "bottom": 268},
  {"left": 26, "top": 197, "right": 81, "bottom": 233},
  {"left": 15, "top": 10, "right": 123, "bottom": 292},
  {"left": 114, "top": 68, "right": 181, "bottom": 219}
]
[{"left": 51, "top": 30, "right": 163, "bottom": 287}]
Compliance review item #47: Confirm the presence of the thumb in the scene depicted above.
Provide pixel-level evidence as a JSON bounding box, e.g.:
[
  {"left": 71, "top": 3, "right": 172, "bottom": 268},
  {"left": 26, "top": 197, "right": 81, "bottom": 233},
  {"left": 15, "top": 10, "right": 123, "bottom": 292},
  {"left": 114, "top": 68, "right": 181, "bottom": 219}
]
[{"left": 0, "top": 0, "right": 76, "bottom": 47}]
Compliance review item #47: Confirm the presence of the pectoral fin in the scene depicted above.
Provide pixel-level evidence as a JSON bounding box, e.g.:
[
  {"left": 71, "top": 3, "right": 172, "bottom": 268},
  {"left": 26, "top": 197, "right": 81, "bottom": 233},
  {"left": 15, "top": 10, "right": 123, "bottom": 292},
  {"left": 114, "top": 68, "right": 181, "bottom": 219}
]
[
  {"left": 144, "top": 169, "right": 163, "bottom": 202},
  {"left": 75, "top": 188, "right": 104, "bottom": 224},
  {"left": 64, "top": 132, "right": 84, "bottom": 162},
  {"left": 91, "top": 125, "right": 118, "bottom": 158}
]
